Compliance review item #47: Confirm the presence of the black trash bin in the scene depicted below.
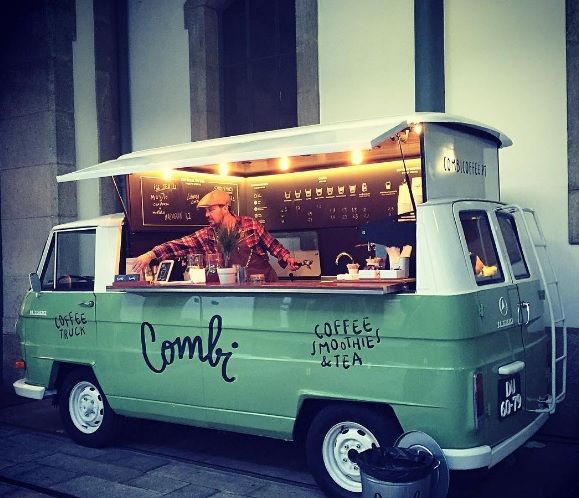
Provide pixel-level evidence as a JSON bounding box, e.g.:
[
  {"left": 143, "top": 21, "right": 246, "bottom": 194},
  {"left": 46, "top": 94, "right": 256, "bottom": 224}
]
[{"left": 356, "top": 446, "right": 439, "bottom": 498}]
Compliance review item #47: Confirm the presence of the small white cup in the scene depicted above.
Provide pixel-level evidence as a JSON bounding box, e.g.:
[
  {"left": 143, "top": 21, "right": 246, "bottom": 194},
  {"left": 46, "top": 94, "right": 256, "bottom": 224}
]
[
  {"left": 347, "top": 263, "right": 359, "bottom": 275},
  {"left": 189, "top": 268, "right": 206, "bottom": 284}
]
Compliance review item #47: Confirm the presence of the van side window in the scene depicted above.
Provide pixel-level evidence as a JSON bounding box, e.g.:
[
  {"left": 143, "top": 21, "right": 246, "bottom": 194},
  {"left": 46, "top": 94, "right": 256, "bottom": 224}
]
[
  {"left": 497, "top": 213, "right": 530, "bottom": 279},
  {"left": 50, "top": 230, "right": 96, "bottom": 291},
  {"left": 460, "top": 211, "right": 504, "bottom": 286}
]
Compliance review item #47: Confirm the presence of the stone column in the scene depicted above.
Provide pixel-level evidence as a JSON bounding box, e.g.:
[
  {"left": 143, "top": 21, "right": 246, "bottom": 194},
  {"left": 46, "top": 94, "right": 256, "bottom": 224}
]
[
  {"left": 184, "top": 0, "right": 320, "bottom": 141},
  {"left": 296, "top": 0, "right": 320, "bottom": 126},
  {"left": 93, "top": 0, "right": 123, "bottom": 214},
  {"left": 0, "top": 0, "right": 77, "bottom": 386},
  {"left": 184, "top": 0, "right": 228, "bottom": 141},
  {"left": 568, "top": 0, "right": 579, "bottom": 244}
]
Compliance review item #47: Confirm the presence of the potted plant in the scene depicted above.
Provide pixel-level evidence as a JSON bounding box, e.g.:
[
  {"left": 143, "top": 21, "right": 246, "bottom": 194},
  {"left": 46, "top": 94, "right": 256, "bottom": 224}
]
[{"left": 215, "top": 225, "right": 240, "bottom": 284}]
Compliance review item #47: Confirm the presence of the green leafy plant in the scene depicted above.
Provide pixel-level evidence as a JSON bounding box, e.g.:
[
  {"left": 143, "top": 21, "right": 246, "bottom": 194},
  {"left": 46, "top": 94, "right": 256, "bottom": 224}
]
[{"left": 215, "top": 225, "right": 241, "bottom": 267}]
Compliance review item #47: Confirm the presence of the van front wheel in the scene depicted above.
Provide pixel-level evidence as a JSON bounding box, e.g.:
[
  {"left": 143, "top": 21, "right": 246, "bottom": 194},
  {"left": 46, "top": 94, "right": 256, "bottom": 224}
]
[
  {"left": 306, "top": 405, "right": 400, "bottom": 498},
  {"left": 59, "top": 369, "right": 117, "bottom": 447}
]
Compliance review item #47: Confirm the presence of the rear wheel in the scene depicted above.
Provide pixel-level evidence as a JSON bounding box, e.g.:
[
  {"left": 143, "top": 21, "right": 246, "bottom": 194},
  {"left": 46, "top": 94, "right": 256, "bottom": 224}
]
[
  {"left": 59, "top": 368, "right": 117, "bottom": 447},
  {"left": 306, "top": 404, "right": 401, "bottom": 498}
]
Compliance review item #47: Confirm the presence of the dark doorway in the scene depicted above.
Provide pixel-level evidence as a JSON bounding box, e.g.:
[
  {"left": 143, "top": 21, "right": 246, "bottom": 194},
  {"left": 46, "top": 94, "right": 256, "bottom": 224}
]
[{"left": 221, "top": 0, "right": 297, "bottom": 136}]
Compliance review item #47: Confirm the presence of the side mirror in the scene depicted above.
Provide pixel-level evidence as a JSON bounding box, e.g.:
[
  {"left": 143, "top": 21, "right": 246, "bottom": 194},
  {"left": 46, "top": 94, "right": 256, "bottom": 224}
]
[{"left": 29, "top": 272, "right": 41, "bottom": 294}]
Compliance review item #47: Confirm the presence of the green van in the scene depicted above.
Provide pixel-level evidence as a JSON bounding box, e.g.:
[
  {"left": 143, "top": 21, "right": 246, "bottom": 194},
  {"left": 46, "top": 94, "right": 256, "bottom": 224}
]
[{"left": 14, "top": 115, "right": 567, "bottom": 497}]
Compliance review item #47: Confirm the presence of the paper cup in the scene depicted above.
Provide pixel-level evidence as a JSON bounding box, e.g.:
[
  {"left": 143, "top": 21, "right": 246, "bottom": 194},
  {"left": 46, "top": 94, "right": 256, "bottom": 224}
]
[
  {"left": 347, "top": 263, "right": 359, "bottom": 275},
  {"left": 189, "top": 268, "right": 206, "bottom": 284}
]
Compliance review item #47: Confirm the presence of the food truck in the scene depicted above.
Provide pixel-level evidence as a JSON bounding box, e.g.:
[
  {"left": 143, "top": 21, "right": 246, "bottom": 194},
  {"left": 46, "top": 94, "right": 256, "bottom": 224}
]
[{"left": 13, "top": 113, "right": 567, "bottom": 497}]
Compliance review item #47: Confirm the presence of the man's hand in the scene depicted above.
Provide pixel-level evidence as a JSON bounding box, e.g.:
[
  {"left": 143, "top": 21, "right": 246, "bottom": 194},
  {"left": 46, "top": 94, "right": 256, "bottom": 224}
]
[
  {"left": 286, "top": 257, "right": 301, "bottom": 271},
  {"left": 132, "top": 251, "right": 155, "bottom": 273}
]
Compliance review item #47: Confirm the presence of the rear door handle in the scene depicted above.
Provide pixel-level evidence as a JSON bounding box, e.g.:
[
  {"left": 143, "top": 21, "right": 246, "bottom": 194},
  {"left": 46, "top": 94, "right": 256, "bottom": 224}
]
[
  {"left": 517, "top": 301, "right": 530, "bottom": 325},
  {"left": 520, "top": 301, "right": 530, "bottom": 325},
  {"left": 498, "top": 360, "right": 525, "bottom": 375},
  {"left": 79, "top": 300, "right": 94, "bottom": 308}
]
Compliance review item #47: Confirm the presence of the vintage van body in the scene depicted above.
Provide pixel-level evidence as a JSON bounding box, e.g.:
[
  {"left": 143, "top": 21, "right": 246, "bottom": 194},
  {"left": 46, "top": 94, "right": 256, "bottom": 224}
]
[{"left": 13, "top": 114, "right": 567, "bottom": 498}]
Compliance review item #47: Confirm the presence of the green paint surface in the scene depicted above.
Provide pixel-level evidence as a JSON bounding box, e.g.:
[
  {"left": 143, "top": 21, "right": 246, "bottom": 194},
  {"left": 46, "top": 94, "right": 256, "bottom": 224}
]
[{"left": 18, "top": 287, "right": 549, "bottom": 449}]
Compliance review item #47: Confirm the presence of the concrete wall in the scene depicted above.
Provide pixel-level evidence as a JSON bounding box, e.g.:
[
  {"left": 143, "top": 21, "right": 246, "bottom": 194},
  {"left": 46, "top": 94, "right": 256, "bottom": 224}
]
[
  {"left": 444, "top": 0, "right": 576, "bottom": 325},
  {"left": 74, "top": 0, "right": 100, "bottom": 221},
  {"left": 318, "top": 0, "right": 415, "bottom": 123},
  {"left": 128, "top": 0, "right": 191, "bottom": 150},
  {"left": 0, "top": 1, "right": 78, "bottom": 386},
  {"left": 568, "top": 1, "right": 579, "bottom": 246}
]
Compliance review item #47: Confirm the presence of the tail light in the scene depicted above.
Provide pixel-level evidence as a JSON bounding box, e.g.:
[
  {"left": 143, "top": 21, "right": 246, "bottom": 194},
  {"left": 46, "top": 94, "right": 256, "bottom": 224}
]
[
  {"left": 473, "top": 371, "right": 485, "bottom": 430},
  {"left": 15, "top": 359, "right": 26, "bottom": 370}
]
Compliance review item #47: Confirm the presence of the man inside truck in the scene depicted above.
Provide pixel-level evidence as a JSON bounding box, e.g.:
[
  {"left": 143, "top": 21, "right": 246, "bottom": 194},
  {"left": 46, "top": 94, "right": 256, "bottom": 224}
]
[{"left": 132, "top": 189, "right": 301, "bottom": 281}]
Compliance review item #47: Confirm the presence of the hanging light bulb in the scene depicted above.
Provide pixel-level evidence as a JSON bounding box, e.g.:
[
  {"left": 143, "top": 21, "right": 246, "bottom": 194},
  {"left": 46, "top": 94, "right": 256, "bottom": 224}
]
[
  {"left": 351, "top": 149, "right": 363, "bottom": 165},
  {"left": 218, "top": 162, "right": 229, "bottom": 176},
  {"left": 279, "top": 156, "right": 290, "bottom": 171},
  {"left": 412, "top": 123, "right": 423, "bottom": 135}
]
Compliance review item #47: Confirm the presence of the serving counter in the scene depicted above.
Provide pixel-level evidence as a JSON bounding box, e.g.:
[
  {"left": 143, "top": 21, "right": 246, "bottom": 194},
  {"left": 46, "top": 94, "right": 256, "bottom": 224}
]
[{"left": 108, "top": 278, "right": 415, "bottom": 295}]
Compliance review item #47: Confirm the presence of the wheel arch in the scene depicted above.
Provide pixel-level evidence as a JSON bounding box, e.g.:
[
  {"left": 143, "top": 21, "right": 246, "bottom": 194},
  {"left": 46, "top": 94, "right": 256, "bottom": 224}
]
[
  {"left": 50, "top": 362, "right": 96, "bottom": 404},
  {"left": 293, "top": 397, "right": 404, "bottom": 446}
]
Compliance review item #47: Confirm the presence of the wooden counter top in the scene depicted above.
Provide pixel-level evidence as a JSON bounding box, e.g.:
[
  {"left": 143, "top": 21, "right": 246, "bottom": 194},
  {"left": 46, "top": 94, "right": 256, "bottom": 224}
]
[{"left": 108, "top": 278, "right": 415, "bottom": 295}]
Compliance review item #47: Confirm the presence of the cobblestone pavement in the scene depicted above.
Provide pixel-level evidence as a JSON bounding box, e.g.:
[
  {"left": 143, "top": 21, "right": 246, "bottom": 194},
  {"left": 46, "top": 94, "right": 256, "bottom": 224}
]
[{"left": 1, "top": 381, "right": 578, "bottom": 498}]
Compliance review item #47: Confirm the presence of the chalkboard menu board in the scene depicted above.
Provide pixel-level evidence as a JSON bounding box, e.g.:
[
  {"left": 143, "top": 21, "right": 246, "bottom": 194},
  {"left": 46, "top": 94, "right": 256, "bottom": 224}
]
[
  {"left": 245, "top": 160, "right": 422, "bottom": 230},
  {"left": 127, "top": 160, "right": 422, "bottom": 232},
  {"left": 128, "top": 172, "right": 241, "bottom": 231}
]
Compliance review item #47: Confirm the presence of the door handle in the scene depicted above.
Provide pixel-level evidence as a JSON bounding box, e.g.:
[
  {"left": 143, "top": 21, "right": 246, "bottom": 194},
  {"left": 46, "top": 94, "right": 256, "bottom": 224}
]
[
  {"left": 79, "top": 300, "right": 94, "bottom": 308},
  {"left": 498, "top": 360, "right": 525, "bottom": 375},
  {"left": 519, "top": 301, "right": 530, "bottom": 325}
]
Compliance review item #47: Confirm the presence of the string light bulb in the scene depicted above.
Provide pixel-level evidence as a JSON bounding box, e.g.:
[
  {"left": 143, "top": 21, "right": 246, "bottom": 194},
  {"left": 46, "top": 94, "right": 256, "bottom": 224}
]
[
  {"left": 218, "top": 162, "right": 229, "bottom": 176},
  {"left": 412, "top": 123, "right": 423, "bottom": 135},
  {"left": 351, "top": 149, "right": 363, "bottom": 165},
  {"left": 162, "top": 169, "right": 173, "bottom": 181},
  {"left": 279, "top": 156, "right": 290, "bottom": 171}
]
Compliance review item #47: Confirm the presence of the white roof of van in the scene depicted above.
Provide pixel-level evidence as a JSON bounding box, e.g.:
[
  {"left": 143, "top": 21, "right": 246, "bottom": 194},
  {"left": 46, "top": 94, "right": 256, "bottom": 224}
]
[
  {"left": 57, "top": 113, "right": 511, "bottom": 183},
  {"left": 51, "top": 213, "right": 125, "bottom": 231}
]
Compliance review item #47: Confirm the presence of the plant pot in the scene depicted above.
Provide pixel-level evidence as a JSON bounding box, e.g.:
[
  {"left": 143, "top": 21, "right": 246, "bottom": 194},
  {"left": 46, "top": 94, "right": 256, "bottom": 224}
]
[{"left": 217, "top": 267, "right": 236, "bottom": 284}]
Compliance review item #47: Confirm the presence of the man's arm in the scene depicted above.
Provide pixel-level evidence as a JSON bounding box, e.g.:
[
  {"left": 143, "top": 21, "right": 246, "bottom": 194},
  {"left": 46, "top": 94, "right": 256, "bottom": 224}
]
[
  {"left": 253, "top": 221, "right": 301, "bottom": 270},
  {"left": 132, "top": 232, "right": 205, "bottom": 273}
]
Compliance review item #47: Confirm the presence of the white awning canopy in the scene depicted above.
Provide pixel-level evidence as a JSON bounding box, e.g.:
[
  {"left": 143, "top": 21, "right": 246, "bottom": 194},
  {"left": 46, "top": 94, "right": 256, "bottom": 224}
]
[{"left": 57, "top": 112, "right": 512, "bottom": 183}]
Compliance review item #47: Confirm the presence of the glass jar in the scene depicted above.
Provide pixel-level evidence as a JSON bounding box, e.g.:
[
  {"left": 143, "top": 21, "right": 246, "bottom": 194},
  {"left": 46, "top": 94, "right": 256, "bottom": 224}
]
[{"left": 205, "top": 253, "right": 222, "bottom": 275}]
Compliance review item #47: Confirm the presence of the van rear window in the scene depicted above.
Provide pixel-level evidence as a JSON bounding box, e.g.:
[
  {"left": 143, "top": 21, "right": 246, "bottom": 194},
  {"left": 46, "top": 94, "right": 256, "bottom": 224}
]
[
  {"left": 497, "top": 213, "right": 530, "bottom": 280},
  {"left": 460, "top": 211, "right": 504, "bottom": 286}
]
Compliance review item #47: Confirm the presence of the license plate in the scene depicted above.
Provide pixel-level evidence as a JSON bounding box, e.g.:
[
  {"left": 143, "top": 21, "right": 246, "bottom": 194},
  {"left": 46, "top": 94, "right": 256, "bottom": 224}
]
[{"left": 498, "top": 374, "right": 523, "bottom": 419}]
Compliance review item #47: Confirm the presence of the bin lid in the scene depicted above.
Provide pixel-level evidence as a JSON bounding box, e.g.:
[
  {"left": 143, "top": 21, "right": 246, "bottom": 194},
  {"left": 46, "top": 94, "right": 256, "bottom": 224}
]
[
  {"left": 395, "top": 430, "right": 450, "bottom": 498},
  {"left": 356, "top": 446, "right": 438, "bottom": 483}
]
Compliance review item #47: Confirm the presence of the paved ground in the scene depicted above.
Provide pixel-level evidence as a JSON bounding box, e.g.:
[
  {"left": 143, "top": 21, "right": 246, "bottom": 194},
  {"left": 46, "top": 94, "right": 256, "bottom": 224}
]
[{"left": 1, "top": 338, "right": 578, "bottom": 498}]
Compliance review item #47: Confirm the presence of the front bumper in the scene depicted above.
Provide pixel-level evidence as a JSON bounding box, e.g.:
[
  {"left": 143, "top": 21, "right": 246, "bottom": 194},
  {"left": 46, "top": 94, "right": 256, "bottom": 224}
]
[
  {"left": 13, "top": 378, "right": 56, "bottom": 400},
  {"left": 442, "top": 412, "right": 548, "bottom": 469}
]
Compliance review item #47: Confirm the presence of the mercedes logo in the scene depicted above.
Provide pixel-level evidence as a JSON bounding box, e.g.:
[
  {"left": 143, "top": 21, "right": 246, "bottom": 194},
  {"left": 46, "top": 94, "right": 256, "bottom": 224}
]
[{"left": 498, "top": 297, "right": 509, "bottom": 316}]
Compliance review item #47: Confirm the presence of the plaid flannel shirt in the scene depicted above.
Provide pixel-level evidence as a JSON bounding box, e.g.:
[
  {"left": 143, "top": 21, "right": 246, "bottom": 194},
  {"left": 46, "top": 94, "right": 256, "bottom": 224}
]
[{"left": 151, "top": 215, "right": 290, "bottom": 264}]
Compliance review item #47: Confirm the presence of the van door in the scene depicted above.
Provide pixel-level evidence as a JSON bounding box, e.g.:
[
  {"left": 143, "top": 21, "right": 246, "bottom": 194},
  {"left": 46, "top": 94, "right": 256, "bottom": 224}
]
[
  {"left": 458, "top": 208, "right": 529, "bottom": 429},
  {"left": 495, "top": 210, "right": 550, "bottom": 412},
  {"left": 25, "top": 229, "right": 98, "bottom": 369}
]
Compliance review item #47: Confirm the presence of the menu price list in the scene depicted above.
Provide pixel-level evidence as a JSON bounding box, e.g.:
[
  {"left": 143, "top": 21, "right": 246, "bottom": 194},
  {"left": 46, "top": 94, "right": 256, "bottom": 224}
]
[
  {"left": 246, "top": 161, "right": 422, "bottom": 230},
  {"left": 128, "top": 173, "right": 240, "bottom": 230}
]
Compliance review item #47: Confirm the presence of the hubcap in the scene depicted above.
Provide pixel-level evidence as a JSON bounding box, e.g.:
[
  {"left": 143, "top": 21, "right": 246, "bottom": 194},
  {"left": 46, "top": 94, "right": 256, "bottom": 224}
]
[
  {"left": 68, "top": 381, "right": 105, "bottom": 434},
  {"left": 322, "top": 421, "right": 379, "bottom": 493}
]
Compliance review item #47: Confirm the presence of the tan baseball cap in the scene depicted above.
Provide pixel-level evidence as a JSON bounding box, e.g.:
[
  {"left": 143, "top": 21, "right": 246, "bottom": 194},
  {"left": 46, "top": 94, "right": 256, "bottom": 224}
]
[{"left": 197, "top": 189, "right": 232, "bottom": 207}]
